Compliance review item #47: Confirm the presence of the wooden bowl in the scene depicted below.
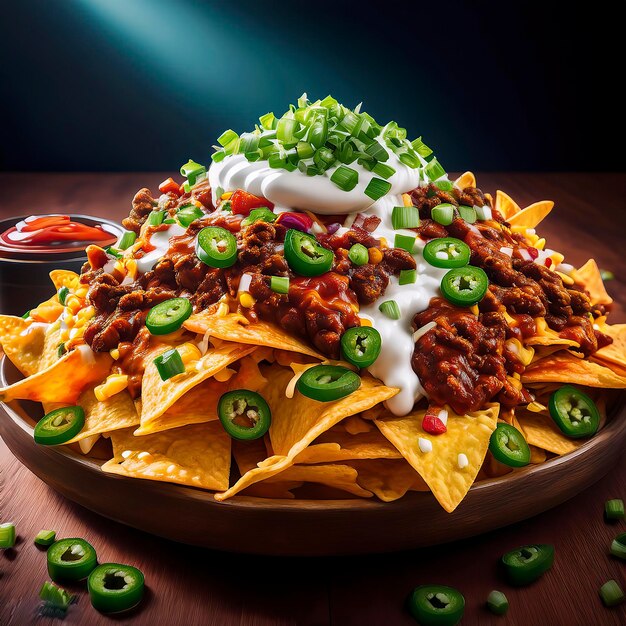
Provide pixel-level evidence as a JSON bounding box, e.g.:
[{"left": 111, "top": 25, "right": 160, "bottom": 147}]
[{"left": 1, "top": 356, "right": 625, "bottom": 556}]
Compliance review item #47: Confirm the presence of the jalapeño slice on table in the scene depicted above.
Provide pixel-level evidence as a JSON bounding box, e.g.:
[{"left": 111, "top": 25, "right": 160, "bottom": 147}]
[
  {"left": 340, "top": 326, "right": 382, "bottom": 368},
  {"left": 296, "top": 365, "right": 361, "bottom": 402},
  {"left": 34, "top": 406, "right": 85, "bottom": 446},
  {"left": 196, "top": 226, "right": 238, "bottom": 268},
  {"left": 218, "top": 390, "right": 271, "bottom": 440},
  {"left": 284, "top": 229, "right": 333, "bottom": 276},
  {"left": 440, "top": 266, "right": 488, "bottom": 306},
  {"left": 88, "top": 563, "right": 145, "bottom": 614},
  {"left": 501, "top": 544, "right": 554, "bottom": 586},
  {"left": 407, "top": 584, "right": 465, "bottom": 626},
  {"left": 145, "top": 297, "right": 192, "bottom": 336},
  {"left": 47, "top": 538, "right": 98, "bottom": 582},
  {"left": 548, "top": 385, "right": 600, "bottom": 438},
  {"left": 489, "top": 423, "right": 531, "bottom": 468},
  {"left": 423, "top": 238, "right": 471, "bottom": 269}
]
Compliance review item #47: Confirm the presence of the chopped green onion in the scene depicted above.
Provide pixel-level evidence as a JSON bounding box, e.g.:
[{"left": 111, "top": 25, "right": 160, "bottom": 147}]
[
  {"left": 392, "top": 206, "right": 420, "bottom": 229},
  {"left": 605, "top": 499, "right": 624, "bottom": 521},
  {"left": 211, "top": 150, "right": 226, "bottom": 163},
  {"left": 379, "top": 300, "right": 401, "bottom": 320},
  {"left": 394, "top": 233, "right": 416, "bottom": 253},
  {"left": 309, "top": 119, "right": 328, "bottom": 149},
  {"left": 365, "top": 142, "right": 389, "bottom": 161},
  {"left": 399, "top": 152, "right": 421, "bottom": 168},
  {"left": 177, "top": 205, "right": 204, "bottom": 228},
  {"left": 431, "top": 203, "right": 455, "bottom": 226},
  {"left": 105, "top": 246, "right": 123, "bottom": 259},
  {"left": 425, "top": 158, "right": 446, "bottom": 181},
  {"left": 348, "top": 243, "right": 369, "bottom": 266},
  {"left": 21, "top": 310, "right": 31, "bottom": 319},
  {"left": 35, "top": 530, "right": 57, "bottom": 547},
  {"left": 486, "top": 590, "right": 509, "bottom": 615},
  {"left": 221, "top": 200, "right": 232, "bottom": 212},
  {"left": 297, "top": 141, "right": 315, "bottom": 159},
  {"left": 147, "top": 210, "right": 165, "bottom": 226},
  {"left": 57, "top": 342, "right": 66, "bottom": 358},
  {"left": 364, "top": 178, "right": 392, "bottom": 201},
  {"left": 270, "top": 276, "right": 290, "bottom": 294},
  {"left": 58, "top": 286, "right": 70, "bottom": 306},
  {"left": 399, "top": 269, "right": 416, "bottom": 285},
  {"left": 600, "top": 269, "right": 614, "bottom": 281},
  {"left": 330, "top": 166, "right": 359, "bottom": 192},
  {"left": 154, "top": 349, "right": 185, "bottom": 381},
  {"left": 259, "top": 112, "right": 277, "bottom": 130},
  {"left": 458, "top": 205, "right": 477, "bottom": 223},
  {"left": 239, "top": 132, "right": 260, "bottom": 154},
  {"left": 182, "top": 181, "right": 191, "bottom": 193},
  {"left": 277, "top": 118, "right": 299, "bottom": 145},
  {"left": 610, "top": 532, "right": 626, "bottom": 560},
  {"left": 372, "top": 162, "right": 396, "bottom": 179},
  {"left": 217, "top": 129, "right": 238, "bottom": 147},
  {"left": 600, "top": 580, "right": 625, "bottom": 607},
  {"left": 475, "top": 205, "right": 492, "bottom": 221},
  {"left": 118, "top": 230, "right": 136, "bottom": 250},
  {"left": 314, "top": 147, "right": 335, "bottom": 171},
  {"left": 40, "top": 581, "right": 72, "bottom": 611},
  {"left": 411, "top": 137, "right": 432, "bottom": 157},
  {"left": 0, "top": 522, "right": 16, "bottom": 548},
  {"left": 435, "top": 179, "right": 454, "bottom": 191}
]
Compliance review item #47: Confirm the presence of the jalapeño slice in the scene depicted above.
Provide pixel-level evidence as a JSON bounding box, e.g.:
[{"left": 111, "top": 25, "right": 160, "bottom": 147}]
[
  {"left": 407, "top": 584, "right": 465, "bottom": 626},
  {"left": 218, "top": 390, "right": 271, "bottom": 440},
  {"left": 88, "top": 563, "right": 145, "bottom": 614},
  {"left": 440, "top": 266, "right": 488, "bottom": 306},
  {"left": 196, "top": 226, "right": 238, "bottom": 268},
  {"left": 284, "top": 229, "right": 333, "bottom": 276},
  {"left": 489, "top": 423, "right": 530, "bottom": 468},
  {"left": 145, "top": 297, "right": 192, "bottom": 335},
  {"left": 423, "top": 238, "right": 471, "bottom": 269},
  {"left": 548, "top": 385, "right": 600, "bottom": 438},
  {"left": 501, "top": 544, "right": 554, "bottom": 586},
  {"left": 47, "top": 538, "right": 98, "bottom": 582},
  {"left": 341, "top": 327, "right": 382, "bottom": 368},
  {"left": 34, "top": 407, "right": 85, "bottom": 446},
  {"left": 296, "top": 365, "right": 361, "bottom": 402},
  {"left": 177, "top": 205, "right": 204, "bottom": 227}
]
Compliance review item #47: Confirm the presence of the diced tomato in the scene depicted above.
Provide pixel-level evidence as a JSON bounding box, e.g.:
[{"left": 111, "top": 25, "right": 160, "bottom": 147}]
[
  {"left": 422, "top": 408, "right": 447, "bottom": 435},
  {"left": 159, "top": 177, "right": 181, "bottom": 195},
  {"left": 230, "top": 190, "right": 274, "bottom": 215},
  {"left": 545, "top": 258, "right": 553, "bottom": 268}
]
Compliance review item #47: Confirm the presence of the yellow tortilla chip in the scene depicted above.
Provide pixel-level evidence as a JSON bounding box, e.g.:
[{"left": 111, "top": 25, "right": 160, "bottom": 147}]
[
  {"left": 530, "top": 445, "right": 547, "bottom": 464},
  {"left": 526, "top": 318, "right": 580, "bottom": 349},
  {"left": 67, "top": 388, "right": 139, "bottom": 443},
  {"left": 185, "top": 312, "right": 324, "bottom": 359},
  {"left": 266, "top": 464, "right": 372, "bottom": 497},
  {"left": 349, "top": 459, "right": 429, "bottom": 502},
  {"left": 0, "top": 315, "right": 47, "bottom": 375},
  {"left": 495, "top": 190, "right": 522, "bottom": 219},
  {"left": 507, "top": 200, "right": 553, "bottom": 228},
  {"left": 374, "top": 405, "right": 499, "bottom": 512},
  {"left": 49, "top": 269, "right": 80, "bottom": 292},
  {"left": 516, "top": 409, "right": 581, "bottom": 456},
  {"left": 575, "top": 259, "right": 613, "bottom": 306},
  {"left": 592, "top": 323, "right": 626, "bottom": 374},
  {"left": 102, "top": 421, "right": 231, "bottom": 491},
  {"left": 455, "top": 171, "right": 476, "bottom": 188},
  {"left": 215, "top": 366, "right": 398, "bottom": 500},
  {"left": 0, "top": 348, "right": 112, "bottom": 404},
  {"left": 342, "top": 415, "right": 374, "bottom": 434},
  {"left": 294, "top": 428, "right": 401, "bottom": 464},
  {"left": 522, "top": 352, "right": 626, "bottom": 388},
  {"left": 139, "top": 341, "right": 256, "bottom": 427}
]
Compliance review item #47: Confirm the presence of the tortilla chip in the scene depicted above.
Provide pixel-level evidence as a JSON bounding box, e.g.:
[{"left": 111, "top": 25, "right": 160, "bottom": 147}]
[
  {"left": 592, "top": 324, "right": 626, "bottom": 373},
  {"left": 529, "top": 445, "right": 547, "bottom": 464},
  {"left": 575, "top": 259, "right": 613, "bottom": 306},
  {"left": 215, "top": 366, "right": 398, "bottom": 500},
  {"left": 342, "top": 415, "right": 374, "bottom": 434},
  {"left": 139, "top": 341, "right": 256, "bottom": 427},
  {"left": 102, "top": 421, "right": 231, "bottom": 491},
  {"left": 516, "top": 409, "right": 581, "bottom": 456},
  {"left": 0, "top": 347, "right": 112, "bottom": 404},
  {"left": 66, "top": 388, "right": 139, "bottom": 443},
  {"left": 374, "top": 404, "right": 499, "bottom": 512},
  {"left": 507, "top": 200, "right": 554, "bottom": 228},
  {"left": 495, "top": 190, "right": 522, "bottom": 219},
  {"left": 526, "top": 318, "right": 580, "bottom": 349},
  {"left": 455, "top": 171, "right": 476, "bottom": 188},
  {"left": 184, "top": 312, "right": 324, "bottom": 359},
  {"left": 49, "top": 269, "right": 80, "bottom": 292},
  {"left": 266, "top": 464, "right": 372, "bottom": 498},
  {"left": 294, "top": 428, "right": 401, "bottom": 464},
  {"left": 349, "top": 459, "right": 429, "bottom": 502},
  {"left": 0, "top": 315, "right": 47, "bottom": 375},
  {"left": 242, "top": 482, "right": 302, "bottom": 499},
  {"left": 28, "top": 296, "right": 64, "bottom": 324},
  {"left": 522, "top": 352, "right": 626, "bottom": 388}
]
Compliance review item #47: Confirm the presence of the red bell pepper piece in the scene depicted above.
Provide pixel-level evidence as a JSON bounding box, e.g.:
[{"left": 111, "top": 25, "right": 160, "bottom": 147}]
[
  {"left": 422, "top": 407, "right": 447, "bottom": 435},
  {"left": 230, "top": 190, "right": 274, "bottom": 215},
  {"left": 159, "top": 177, "right": 182, "bottom": 195}
]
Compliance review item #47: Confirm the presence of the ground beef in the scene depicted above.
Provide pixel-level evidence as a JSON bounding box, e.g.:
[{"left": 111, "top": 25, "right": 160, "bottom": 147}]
[{"left": 122, "top": 188, "right": 157, "bottom": 234}]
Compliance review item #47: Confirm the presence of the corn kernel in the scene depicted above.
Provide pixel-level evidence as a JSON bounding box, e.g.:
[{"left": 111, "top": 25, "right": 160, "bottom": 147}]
[
  {"left": 402, "top": 193, "right": 413, "bottom": 207},
  {"left": 469, "top": 305, "right": 479, "bottom": 316},
  {"left": 178, "top": 342, "right": 202, "bottom": 364},
  {"left": 534, "top": 237, "right": 546, "bottom": 251},
  {"left": 557, "top": 271, "right": 575, "bottom": 285},
  {"left": 359, "top": 318, "right": 372, "bottom": 327},
  {"left": 214, "top": 367, "right": 236, "bottom": 382},
  {"left": 369, "top": 248, "right": 383, "bottom": 264},
  {"left": 75, "top": 285, "right": 89, "bottom": 298},
  {"left": 221, "top": 191, "right": 233, "bottom": 200},
  {"left": 94, "top": 374, "right": 128, "bottom": 401},
  {"left": 65, "top": 295, "right": 83, "bottom": 315},
  {"left": 216, "top": 302, "right": 230, "bottom": 317},
  {"left": 126, "top": 259, "right": 137, "bottom": 279},
  {"left": 239, "top": 292, "right": 256, "bottom": 308},
  {"left": 110, "top": 348, "right": 120, "bottom": 360}
]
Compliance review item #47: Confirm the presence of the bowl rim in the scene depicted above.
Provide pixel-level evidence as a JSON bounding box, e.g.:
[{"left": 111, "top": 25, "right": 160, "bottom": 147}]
[{"left": 2, "top": 355, "right": 625, "bottom": 513}]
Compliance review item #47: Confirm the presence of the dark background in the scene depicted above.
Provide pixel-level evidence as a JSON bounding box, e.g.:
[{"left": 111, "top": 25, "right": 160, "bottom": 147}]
[{"left": 0, "top": 0, "right": 622, "bottom": 173}]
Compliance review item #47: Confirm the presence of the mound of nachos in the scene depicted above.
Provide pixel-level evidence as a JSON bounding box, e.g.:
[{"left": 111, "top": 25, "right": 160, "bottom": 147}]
[{"left": 1, "top": 95, "right": 625, "bottom": 512}]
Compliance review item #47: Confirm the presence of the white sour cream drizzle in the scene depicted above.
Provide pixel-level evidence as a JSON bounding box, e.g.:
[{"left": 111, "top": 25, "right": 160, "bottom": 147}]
[
  {"left": 135, "top": 224, "right": 186, "bottom": 274},
  {"left": 210, "top": 149, "right": 451, "bottom": 416}
]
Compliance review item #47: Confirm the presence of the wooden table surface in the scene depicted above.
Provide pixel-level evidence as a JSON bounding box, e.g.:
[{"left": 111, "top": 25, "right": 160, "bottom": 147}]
[{"left": 1, "top": 172, "right": 625, "bottom": 625}]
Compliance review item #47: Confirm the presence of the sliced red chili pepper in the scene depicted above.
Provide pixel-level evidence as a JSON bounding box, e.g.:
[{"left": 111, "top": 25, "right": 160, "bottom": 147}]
[
  {"left": 422, "top": 408, "right": 447, "bottom": 435},
  {"left": 159, "top": 177, "right": 182, "bottom": 195},
  {"left": 527, "top": 247, "right": 539, "bottom": 260},
  {"left": 276, "top": 211, "right": 313, "bottom": 232},
  {"left": 545, "top": 258, "right": 553, "bottom": 268},
  {"left": 230, "top": 190, "right": 274, "bottom": 215}
]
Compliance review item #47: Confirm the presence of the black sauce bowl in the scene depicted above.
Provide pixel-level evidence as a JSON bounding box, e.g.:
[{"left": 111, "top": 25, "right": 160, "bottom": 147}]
[{"left": 0, "top": 215, "right": 123, "bottom": 317}]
